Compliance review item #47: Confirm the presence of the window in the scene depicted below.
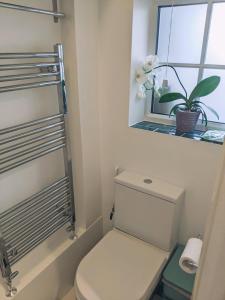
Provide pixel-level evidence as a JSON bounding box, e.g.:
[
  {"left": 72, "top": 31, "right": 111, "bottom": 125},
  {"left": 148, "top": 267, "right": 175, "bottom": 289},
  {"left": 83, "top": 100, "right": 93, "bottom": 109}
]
[{"left": 151, "top": 1, "right": 225, "bottom": 125}]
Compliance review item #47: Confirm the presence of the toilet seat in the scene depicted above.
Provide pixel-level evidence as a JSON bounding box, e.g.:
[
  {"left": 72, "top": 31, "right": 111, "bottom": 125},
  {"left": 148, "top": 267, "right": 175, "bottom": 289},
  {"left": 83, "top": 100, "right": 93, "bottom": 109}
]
[{"left": 75, "top": 229, "right": 169, "bottom": 300}]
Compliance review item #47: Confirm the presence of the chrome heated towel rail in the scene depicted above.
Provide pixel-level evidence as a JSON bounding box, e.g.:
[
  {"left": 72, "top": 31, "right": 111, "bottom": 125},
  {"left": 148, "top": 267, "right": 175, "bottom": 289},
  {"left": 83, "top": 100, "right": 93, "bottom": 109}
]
[
  {"left": 0, "top": 114, "right": 65, "bottom": 174},
  {"left": 0, "top": 44, "right": 75, "bottom": 297},
  {"left": 0, "top": 0, "right": 64, "bottom": 22}
]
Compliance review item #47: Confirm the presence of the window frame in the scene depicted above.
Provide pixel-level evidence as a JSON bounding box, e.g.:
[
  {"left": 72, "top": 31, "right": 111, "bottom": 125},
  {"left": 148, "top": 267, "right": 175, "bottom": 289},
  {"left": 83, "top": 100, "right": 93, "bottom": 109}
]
[{"left": 146, "top": 0, "right": 225, "bottom": 130}]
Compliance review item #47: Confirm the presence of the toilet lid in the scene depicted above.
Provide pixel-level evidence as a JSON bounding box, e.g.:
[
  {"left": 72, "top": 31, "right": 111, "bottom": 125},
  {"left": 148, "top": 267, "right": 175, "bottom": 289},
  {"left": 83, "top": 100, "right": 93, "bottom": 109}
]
[{"left": 75, "top": 229, "right": 169, "bottom": 300}]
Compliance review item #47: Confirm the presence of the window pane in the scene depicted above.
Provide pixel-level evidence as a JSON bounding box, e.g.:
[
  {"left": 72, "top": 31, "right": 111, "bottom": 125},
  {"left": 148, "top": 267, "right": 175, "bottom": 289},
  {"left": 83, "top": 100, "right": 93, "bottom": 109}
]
[
  {"left": 157, "top": 4, "right": 207, "bottom": 63},
  {"left": 152, "top": 68, "right": 199, "bottom": 115},
  {"left": 202, "top": 69, "right": 225, "bottom": 123},
  {"left": 206, "top": 3, "right": 225, "bottom": 65}
]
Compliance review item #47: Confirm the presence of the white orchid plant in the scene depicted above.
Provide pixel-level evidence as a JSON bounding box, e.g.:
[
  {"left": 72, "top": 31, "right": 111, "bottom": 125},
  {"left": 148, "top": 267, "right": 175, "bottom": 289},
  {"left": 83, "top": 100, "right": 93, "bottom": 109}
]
[{"left": 136, "top": 55, "right": 220, "bottom": 125}]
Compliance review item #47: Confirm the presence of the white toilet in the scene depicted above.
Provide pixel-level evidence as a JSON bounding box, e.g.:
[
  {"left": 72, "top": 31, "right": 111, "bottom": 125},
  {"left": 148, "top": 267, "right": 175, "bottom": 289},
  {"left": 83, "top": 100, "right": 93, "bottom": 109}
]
[{"left": 74, "top": 171, "right": 184, "bottom": 300}]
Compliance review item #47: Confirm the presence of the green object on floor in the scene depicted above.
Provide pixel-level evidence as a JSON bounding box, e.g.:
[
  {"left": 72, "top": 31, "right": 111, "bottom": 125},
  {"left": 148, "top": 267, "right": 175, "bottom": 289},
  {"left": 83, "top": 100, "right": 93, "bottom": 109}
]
[{"left": 161, "top": 245, "right": 196, "bottom": 300}]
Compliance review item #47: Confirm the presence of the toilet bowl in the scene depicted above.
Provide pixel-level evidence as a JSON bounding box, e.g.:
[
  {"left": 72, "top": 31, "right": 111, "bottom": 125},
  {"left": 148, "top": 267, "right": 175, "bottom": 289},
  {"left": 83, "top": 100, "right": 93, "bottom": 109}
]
[
  {"left": 75, "top": 229, "right": 169, "bottom": 300},
  {"left": 74, "top": 171, "right": 184, "bottom": 300}
]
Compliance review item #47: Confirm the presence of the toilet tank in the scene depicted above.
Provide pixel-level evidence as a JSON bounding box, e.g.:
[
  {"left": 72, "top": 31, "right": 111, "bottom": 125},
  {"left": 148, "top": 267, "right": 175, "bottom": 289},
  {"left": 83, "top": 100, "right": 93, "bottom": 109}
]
[{"left": 114, "top": 171, "right": 184, "bottom": 252}]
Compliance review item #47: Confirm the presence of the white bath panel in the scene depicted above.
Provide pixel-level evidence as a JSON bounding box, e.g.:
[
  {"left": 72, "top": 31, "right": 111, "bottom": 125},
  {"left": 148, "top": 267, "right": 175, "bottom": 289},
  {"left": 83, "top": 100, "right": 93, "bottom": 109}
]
[{"left": 0, "top": 218, "right": 103, "bottom": 300}]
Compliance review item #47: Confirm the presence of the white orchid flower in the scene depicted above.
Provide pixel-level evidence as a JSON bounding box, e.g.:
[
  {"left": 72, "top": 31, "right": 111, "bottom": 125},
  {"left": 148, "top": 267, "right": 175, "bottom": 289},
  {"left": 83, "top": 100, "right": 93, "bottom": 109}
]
[
  {"left": 143, "top": 55, "right": 159, "bottom": 73},
  {"left": 136, "top": 67, "right": 148, "bottom": 85},
  {"left": 135, "top": 55, "right": 160, "bottom": 99},
  {"left": 144, "top": 79, "right": 154, "bottom": 90},
  {"left": 137, "top": 84, "right": 146, "bottom": 99}
]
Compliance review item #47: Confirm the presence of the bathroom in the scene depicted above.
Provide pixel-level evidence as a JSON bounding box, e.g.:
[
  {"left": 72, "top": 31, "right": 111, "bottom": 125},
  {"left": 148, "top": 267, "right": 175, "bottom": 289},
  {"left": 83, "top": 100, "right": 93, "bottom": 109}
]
[{"left": 0, "top": 0, "right": 224, "bottom": 299}]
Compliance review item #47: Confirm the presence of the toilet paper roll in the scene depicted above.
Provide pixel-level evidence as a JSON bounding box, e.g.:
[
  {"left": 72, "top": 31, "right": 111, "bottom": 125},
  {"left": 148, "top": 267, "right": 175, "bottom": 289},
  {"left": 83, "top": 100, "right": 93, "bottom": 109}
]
[{"left": 179, "top": 238, "right": 203, "bottom": 274}]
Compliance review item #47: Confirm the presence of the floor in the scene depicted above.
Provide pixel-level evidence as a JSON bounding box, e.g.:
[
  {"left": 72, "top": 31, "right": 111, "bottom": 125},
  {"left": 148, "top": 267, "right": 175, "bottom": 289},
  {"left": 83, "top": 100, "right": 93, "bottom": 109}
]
[{"left": 151, "top": 296, "right": 163, "bottom": 300}]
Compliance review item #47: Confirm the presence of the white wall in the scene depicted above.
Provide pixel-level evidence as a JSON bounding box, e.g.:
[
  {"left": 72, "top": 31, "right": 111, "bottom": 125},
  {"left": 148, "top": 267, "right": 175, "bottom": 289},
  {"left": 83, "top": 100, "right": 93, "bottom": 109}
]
[
  {"left": 129, "top": 0, "right": 152, "bottom": 125},
  {"left": 193, "top": 144, "right": 225, "bottom": 300},
  {"left": 0, "top": 0, "right": 102, "bottom": 298},
  {"left": 0, "top": 0, "right": 102, "bottom": 234},
  {"left": 0, "top": 0, "right": 64, "bottom": 214},
  {"left": 98, "top": 0, "right": 222, "bottom": 244},
  {"left": 0, "top": 0, "right": 222, "bottom": 297},
  {"left": 61, "top": 0, "right": 102, "bottom": 229}
]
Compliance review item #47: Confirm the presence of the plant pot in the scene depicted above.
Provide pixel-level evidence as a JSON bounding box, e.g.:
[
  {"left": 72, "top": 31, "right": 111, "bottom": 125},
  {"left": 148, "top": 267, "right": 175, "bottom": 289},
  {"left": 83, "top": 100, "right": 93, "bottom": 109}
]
[{"left": 176, "top": 110, "right": 200, "bottom": 133}]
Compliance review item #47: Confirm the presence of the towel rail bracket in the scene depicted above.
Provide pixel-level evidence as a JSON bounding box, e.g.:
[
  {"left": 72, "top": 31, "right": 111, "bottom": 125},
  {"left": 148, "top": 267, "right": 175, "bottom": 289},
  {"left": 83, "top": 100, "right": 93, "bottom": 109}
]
[
  {"left": 52, "top": 0, "right": 59, "bottom": 23},
  {"left": 0, "top": 234, "right": 18, "bottom": 297}
]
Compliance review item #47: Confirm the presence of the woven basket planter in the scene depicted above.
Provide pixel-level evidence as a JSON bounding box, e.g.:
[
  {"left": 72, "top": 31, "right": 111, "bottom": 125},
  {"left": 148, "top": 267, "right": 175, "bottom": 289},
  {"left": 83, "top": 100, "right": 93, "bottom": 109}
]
[{"left": 176, "top": 111, "right": 200, "bottom": 133}]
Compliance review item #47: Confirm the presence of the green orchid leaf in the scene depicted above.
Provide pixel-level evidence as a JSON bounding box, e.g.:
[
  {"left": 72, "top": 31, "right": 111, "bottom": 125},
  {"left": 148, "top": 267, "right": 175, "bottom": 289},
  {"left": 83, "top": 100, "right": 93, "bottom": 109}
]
[
  {"left": 191, "top": 104, "right": 208, "bottom": 126},
  {"left": 193, "top": 105, "right": 204, "bottom": 124},
  {"left": 159, "top": 92, "right": 186, "bottom": 103},
  {"left": 201, "top": 109, "right": 208, "bottom": 126},
  {"left": 189, "top": 76, "right": 220, "bottom": 101},
  {"left": 169, "top": 103, "right": 188, "bottom": 117},
  {"left": 193, "top": 101, "right": 219, "bottom": 120},
  {"left": 199, "top": 107, "right": 208, "bottom": 126}
]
